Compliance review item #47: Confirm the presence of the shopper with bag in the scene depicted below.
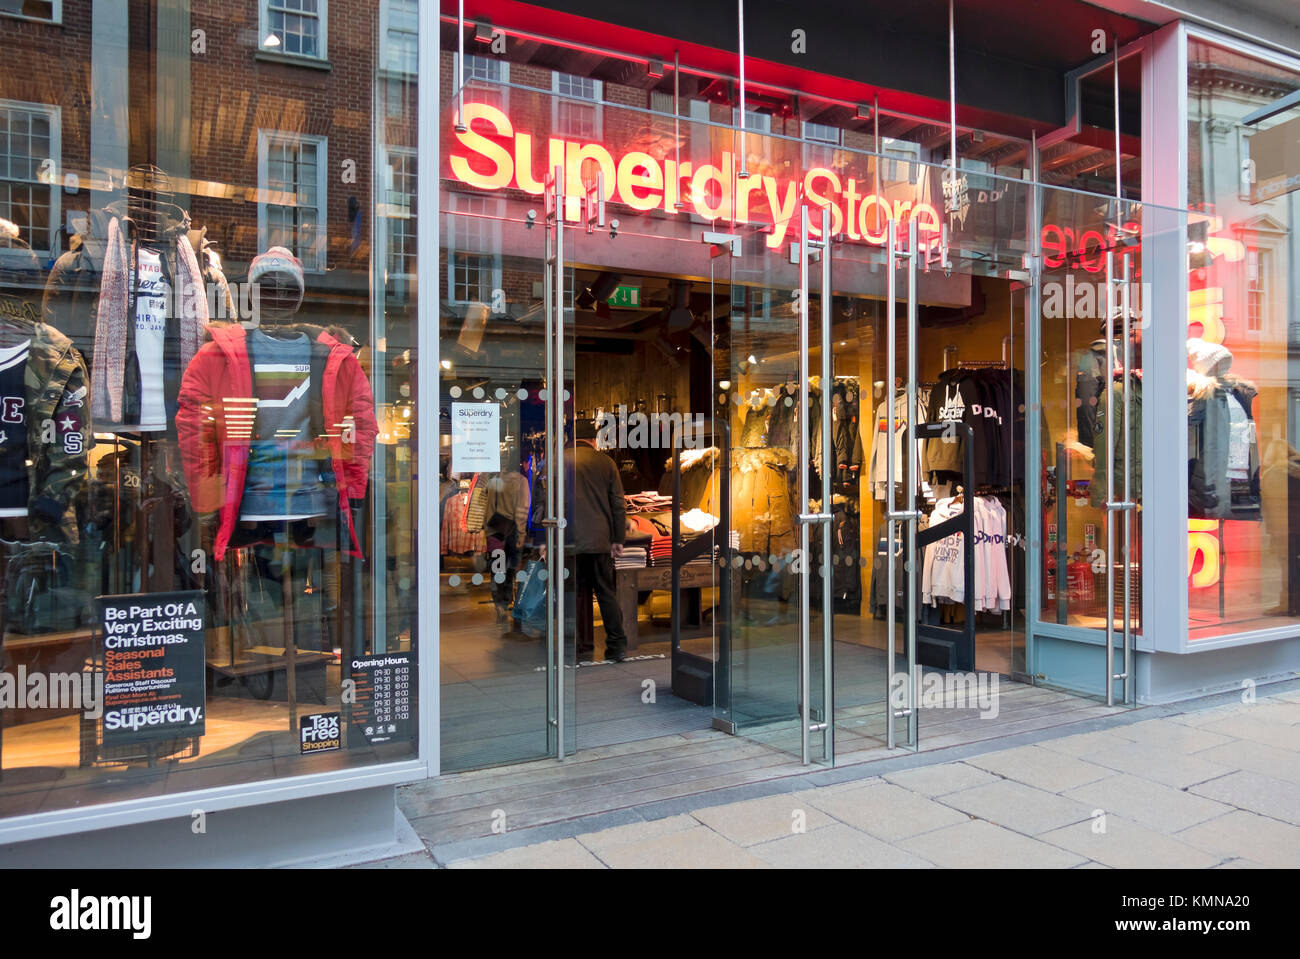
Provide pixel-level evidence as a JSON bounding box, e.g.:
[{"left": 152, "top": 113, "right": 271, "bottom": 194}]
[
  {"left": 536, "top": 420, "right": 629, "bottom": 662},
  {"left": 482, "top": 461, "right": 531, "bottom": 635}
]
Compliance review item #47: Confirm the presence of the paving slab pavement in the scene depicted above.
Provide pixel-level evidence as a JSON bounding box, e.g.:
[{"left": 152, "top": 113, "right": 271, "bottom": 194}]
[{"left": 359, "top": 683, "right": 1300, "bottom": 869}]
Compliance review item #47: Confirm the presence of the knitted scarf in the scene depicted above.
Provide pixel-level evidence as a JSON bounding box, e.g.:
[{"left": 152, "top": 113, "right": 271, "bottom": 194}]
[{"left": 92, "top": 215, "right": 209, "bottom": 422}]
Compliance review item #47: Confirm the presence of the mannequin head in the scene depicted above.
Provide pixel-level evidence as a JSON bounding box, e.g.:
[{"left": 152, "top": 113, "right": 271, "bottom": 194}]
[{"left": 247, "top": 246, "right": 305, "bottom": 327}]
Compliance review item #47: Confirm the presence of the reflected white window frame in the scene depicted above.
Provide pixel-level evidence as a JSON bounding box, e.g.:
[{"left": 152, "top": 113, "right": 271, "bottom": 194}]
[
  {"left": 256, "top": 129, "right": 328, "bottom": 272},
  {"left": 731, "top": 107, "right": 772, "bottom": 133},
  {"left": 259, "top": 0, "right": 328, "bottom": 61},
  {"left": 379, "top": 0, "right": 418, "bottom": 76},
  {"left": 881, "top": 137, "right": 921, "bottom": 185},
  {"left": 0, "top": 98, "right": 61, "bottom": 259},
  {"left": 384, "top": 145, "right": 417, "bottom": 282},
  {"left": 959, "top": 156, "right": 993, "bottom": 191},
  {"left": 445, "top": 193, "right": 503, "bottom": 306},
  {"left": 0, "top": 1, "right": 60, "bottom": 24},
  {"left": 802, "top": 119, "right": 842, "bottom": 170},
  {"left": 552, "top": 71, "right": 602, "bottom": 140},
  {"left": 455, "top": 53, "right": 510, "bottom": 112}
]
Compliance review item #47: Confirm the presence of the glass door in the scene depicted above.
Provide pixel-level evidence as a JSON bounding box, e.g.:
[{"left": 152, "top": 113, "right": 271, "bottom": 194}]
[
  {"left": 716, "top": 206, "right": 834, "bottom": 764},
  {"left": 1033, "top": 192, "right": 1142, "bottom": 707},
  {"left": 437, "top": 104, "right": 573, "bottom": 770}
]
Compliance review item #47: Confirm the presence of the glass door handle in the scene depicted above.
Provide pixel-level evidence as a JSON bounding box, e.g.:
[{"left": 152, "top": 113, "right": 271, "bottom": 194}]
[
  {"left": 886, "top": 510, "right": 922, "bottom": 522},
  {"left": 539, "top": 517, "right": 567, "bottom": 529},
  {"left": 796, "top": 512, "right": 833, "bottom": 525}
]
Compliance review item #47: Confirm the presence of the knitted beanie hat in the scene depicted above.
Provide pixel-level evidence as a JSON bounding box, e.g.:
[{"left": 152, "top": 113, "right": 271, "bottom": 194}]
[{"left": 249, "top": 246, "right": 305, "bottom": 309}]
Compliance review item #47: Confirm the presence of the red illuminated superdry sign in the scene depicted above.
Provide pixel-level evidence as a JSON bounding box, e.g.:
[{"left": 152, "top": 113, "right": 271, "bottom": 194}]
[{"left": 448, "top": 103, "right": 942, "bottom": 250}]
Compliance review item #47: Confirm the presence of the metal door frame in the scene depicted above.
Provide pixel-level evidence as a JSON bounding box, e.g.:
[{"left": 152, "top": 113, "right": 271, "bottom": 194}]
[
  {"left": 795, "top": 204, "right": 835, "bottom": 765},
  {"left": 1104, "top": 251, "right": 1137, "bottom": 706},
  {"left": 885, "top": 216, "right": 921, "bottom": 749}
]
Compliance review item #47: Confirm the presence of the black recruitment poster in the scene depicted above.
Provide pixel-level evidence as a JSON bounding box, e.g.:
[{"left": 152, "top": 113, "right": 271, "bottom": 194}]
[
  {"left": 98, "top": 590, "right": 207, "bottom": 744},
  {"left": 349, "top": 652, "right": 414, "bottom": 746}
]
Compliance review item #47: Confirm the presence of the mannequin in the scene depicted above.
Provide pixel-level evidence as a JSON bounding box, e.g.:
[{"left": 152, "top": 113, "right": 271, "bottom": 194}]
[{"left": 176, "top": 247, "right": 378, "bottom": 695}]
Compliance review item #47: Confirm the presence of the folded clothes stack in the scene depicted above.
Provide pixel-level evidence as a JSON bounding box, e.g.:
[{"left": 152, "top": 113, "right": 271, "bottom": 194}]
[
  {"left": 649, "top": 535, "right": 674, "bottom": 565},
  {"left": 615, "top": 546, "right": 647, "bottom": 569},
  {"left": 625, "top": 492, "right": 673, "bottom": 513}
]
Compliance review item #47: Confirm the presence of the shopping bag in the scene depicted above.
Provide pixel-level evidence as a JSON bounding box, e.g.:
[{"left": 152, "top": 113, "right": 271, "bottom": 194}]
[{"left": 513, "top": 559, "right": 547, "bottom": 632}]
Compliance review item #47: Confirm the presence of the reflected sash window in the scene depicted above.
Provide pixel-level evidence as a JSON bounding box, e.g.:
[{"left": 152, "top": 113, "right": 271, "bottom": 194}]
[
  {"left": 0, "top": 100, "right": 58, "bottom": 257},
  {"left": 261, "top": 0, "right": 326, "bottom": 59},
  {"left": 258, "top": 131, "right": 327, "bottom": 272}
]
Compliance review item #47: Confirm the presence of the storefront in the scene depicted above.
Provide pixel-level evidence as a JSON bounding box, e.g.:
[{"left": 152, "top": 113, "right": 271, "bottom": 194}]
[{"left": 1, "top": 0, "right": 1298, "bottom": 864}]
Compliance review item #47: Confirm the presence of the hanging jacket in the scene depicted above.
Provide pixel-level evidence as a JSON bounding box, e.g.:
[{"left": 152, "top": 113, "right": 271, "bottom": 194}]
[
  {"left": 1075, "top": 339, "right": 1107, "bottom": 449},
  {"left": 726, "top": 446, "right": 797, "bottom": 556},
  {"left": 1186, "top": 339, "right": 1234, "bottom": 520},
  {"left": 809, "top": 388, "right": 824, "bottom": 474},
  {"left": 738, "top": 401, "right": 769, "bottom": 447},
  {"left": 1221, "top": 373, "right": 1261, "bottom": 518},
  {"left": 93, "top": 211, "right": 210, "bottom": 426},
  {"left": 175, "top": 323, "right": 378, "bottom": 560},
  {"left": 19, "top": 323, "right": 92, "bottom": 543},
  {"left": 830, "top": 387, "right": 863, "bottom": 486},
  {"left": 766, "top": 384, "right": 799, "bottom": 454},
  {"left": 868, "top": 389, "right": 929, "bottom": 497},
  {"left": 1089, "top": 371, "right": 1142, "bottom": 510}
]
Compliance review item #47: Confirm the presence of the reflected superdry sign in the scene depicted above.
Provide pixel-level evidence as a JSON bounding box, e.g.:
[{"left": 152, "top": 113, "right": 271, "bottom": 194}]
[{"left": 448, "top": 102, "right": 942, "bottom": 250}]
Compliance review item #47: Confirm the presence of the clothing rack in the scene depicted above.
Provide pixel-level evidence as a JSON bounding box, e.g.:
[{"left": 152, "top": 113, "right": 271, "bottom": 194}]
[{"left": 909, "top": 421, "right": 976, "bottom": 671}]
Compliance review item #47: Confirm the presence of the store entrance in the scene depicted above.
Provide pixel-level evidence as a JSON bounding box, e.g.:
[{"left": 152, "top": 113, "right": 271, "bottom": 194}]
[{"left": 438, "top": 183, "right": 1032, "bottom": 772}]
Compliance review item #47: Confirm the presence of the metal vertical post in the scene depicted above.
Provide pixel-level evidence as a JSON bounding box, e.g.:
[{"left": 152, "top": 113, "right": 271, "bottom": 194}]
[
  {"left": 673, "top": 51, "right": 682, "bottom": 209},
  {"left": 454, "top": 0, "right": 467, "bottom": 132},
  {"left": 885, "top": 219, "right": 898, "bottom": 749},
  {"left": 553, "top": 168, "right": 566, "bottom": 756},
  {"left": 906, "top": 216, "right": 919, "bottom": 747},
  {"left": 798, "top": 205, "right": 811, "bottom": 764},
  {"left": 1113, "top": 36, "right": 1122, "bottom": 205},
  {"left": 1104, "top": 252, "right": 1116, "bottom": 707},
  {"left": 948, "top": 0, "right": 958, "bottom": 184},
  {"left": 544, "top": 168, "right": 567, "bottom": 757},
  {"left": 1121, "top": 255, "right": 1133, "bottom": 705},
  {"left": 737, "top": 1, "right": 749, "bottom": 179},
  {"left": 820, "top": 205, "right": 834, "bottom": 764}
]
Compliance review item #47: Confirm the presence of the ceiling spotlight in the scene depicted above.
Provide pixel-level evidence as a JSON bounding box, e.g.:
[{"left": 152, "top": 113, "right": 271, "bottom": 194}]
[
  {"left": 855, "top": 103, "right": 872, "bottom": 120},
  {"left": 647, "top": 59, "right": 665, "bottom": 78},
  {"left": 474, "top": 20, "right": 494, "bottom": 43}
]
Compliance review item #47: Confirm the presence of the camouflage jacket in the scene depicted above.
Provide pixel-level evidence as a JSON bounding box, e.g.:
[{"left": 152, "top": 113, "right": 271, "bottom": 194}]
[{"left": 24, "top": 322, "right": 91, "bottom": 542}]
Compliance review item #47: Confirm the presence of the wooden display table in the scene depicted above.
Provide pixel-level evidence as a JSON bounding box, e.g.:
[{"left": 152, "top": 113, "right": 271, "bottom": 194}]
[{"left": 617, "top": 562, "right": 715, "bottom": 650}]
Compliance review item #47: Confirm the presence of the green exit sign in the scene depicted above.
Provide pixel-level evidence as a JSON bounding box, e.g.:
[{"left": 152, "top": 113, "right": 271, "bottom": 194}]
[{"left": 608, "top": 285, "right": 642, "bottom": 308}]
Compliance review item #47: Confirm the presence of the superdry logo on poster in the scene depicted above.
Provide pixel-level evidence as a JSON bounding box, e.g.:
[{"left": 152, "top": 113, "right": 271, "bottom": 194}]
[{"left": 98, "top": 591, "right": 206, "bottom": 743}]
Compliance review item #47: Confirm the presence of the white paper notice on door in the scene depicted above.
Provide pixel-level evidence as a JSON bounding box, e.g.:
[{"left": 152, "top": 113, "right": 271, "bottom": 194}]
[{"left": 451, "top": 402, "right": 500, "bottom": 473}]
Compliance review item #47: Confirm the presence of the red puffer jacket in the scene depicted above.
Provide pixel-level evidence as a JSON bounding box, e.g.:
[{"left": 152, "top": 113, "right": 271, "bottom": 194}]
[{"left": 176, "top": 323, "right": 378, "bottom": 560}]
